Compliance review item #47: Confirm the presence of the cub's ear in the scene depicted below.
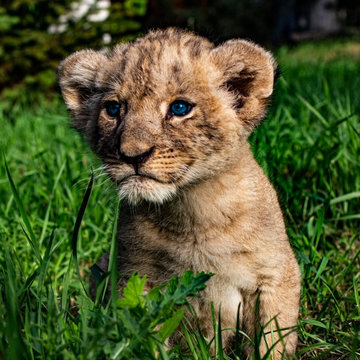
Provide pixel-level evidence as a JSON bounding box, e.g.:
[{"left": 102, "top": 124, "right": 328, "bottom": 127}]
[
  {"left": 210, "top": 39, "right": 276, "bottom": 130},
  {"left": 58, "top": 50, "right": 108, "bottom": 129}
]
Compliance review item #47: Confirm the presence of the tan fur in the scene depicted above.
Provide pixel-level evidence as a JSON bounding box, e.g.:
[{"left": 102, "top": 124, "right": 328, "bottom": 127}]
[{"left": 59, "top": 28, "right": 301, "bottom": 358}]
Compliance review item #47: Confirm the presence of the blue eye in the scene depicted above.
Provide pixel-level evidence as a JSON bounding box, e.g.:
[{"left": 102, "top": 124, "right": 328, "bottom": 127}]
[
  {"left": 169, "top": 100, "right": 192, "bottom": 117},
  {"left": 105, "top": 101, "right": 120, "bottom": 118}
]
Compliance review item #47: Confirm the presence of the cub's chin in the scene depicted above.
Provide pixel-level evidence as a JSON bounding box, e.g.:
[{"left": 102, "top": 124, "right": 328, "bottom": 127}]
[{"left": 117, "top": 175, "right": 177, "bottom": 205}]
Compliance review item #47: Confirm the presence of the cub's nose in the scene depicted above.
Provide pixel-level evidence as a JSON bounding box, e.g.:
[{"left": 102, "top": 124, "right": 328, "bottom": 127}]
[{"left": 120, "top": 146, "right": 154, "bottom": 172}]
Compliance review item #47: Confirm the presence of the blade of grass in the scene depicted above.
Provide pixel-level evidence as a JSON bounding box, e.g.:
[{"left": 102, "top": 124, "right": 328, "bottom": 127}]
[
  {"left": 36, "top": 229, "right": 56, "bottom": 332},
  {"left": 38, "top": 161, "right": 65, "bottom": 246},
  {"left": 311, "top": 257, "right": 328, "bottom": 286},
  {"left": 71, "top": 172, "right": 94, "bottom": 297},
  {"left": 60, "top": 254, "right": 73, "bottom": 316},
  {"left": 217, "top": 307, "right": 225, "bottom": 359},
  {"left": 3, "top": 247, "right": 31, "bottom": 360},
  {"left": 327, "top": 113, "right": 355, "bottom": 130},
  {"left": 334, "top": 214, "right": 360, "bottom": 221},
  {"left": 330, "top": 191, "right": 360, "bottom": 205},
  {"left": 354, "top": 278, "right": 360, "bottom": 318},
  {"left": 234, "top": 302, "right": 242, "bottom": 356},
  {"left": 4, "top": 156, "right": 40, "bottom": 262},
  {"left": 297, "top": 94, "right": 329, "bottom": 127},
  {"left": 210, "top": 302, "right": 217, "bottom": 356},
  {"left": 108, "top": 199, "right": 121, "bottom": 312},
  {"left": 181, "top": 323, "right": 199, "bottom": 360},
  {"left": 20, "top": 223, "right": 40, "bottom": 264}
]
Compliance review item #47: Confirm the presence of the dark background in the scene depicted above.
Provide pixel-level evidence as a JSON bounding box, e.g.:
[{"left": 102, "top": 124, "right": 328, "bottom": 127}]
[{"left": 1, "top": 0, "right": 359, "bottom": 101}]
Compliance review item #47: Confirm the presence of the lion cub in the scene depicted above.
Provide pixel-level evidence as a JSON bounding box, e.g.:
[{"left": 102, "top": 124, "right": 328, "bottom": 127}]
[{"left": 59, "top": 28, "right": 300, "bottom": 358}]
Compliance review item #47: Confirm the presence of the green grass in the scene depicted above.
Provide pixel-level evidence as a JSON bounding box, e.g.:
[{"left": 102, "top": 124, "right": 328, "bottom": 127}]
[{"left": 1, "top": 39, "right": 360, "bottom": 359}]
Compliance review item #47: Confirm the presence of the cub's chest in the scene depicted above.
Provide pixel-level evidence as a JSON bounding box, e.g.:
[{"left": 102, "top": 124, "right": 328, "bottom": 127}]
[{"left": 118, "top": 217, "right": 259, "bottom": 293}]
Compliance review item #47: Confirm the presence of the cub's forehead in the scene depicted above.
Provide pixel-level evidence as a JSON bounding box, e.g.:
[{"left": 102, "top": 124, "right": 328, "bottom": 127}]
[{"left": 104, "top": 29, "right": 215, "bottom": 98}]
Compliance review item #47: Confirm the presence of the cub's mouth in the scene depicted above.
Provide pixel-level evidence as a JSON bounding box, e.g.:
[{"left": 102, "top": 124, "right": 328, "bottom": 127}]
[
  {"left": 119, "top": 173, "right": 166, "bottom": 184},
  {"left": 116, "top": 172, "right": 178, "bottom": 204}
]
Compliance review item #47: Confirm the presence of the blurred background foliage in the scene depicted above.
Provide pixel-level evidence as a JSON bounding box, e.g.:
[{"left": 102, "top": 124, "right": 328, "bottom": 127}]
[
  {"left": 0, "top": 0, "right": 147, "bottom": 104},
  {"left": 0, "top": 0, "right": 359, "bottom": 104}
]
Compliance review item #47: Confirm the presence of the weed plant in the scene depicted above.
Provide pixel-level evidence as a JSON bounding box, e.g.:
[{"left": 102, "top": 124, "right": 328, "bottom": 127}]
[{"left": 0, "top": 40, "right": 359, "bottom": 359}]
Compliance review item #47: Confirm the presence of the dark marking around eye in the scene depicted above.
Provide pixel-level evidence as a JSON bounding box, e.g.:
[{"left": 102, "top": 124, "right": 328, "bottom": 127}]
[{"left": 104, "top": 101, "right": 120, "bottom": 118}]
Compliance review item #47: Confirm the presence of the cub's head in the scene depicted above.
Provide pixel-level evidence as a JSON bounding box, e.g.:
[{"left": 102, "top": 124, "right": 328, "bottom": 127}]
[{"left": 59, "top": 28, "right": 276, "bottom": 205}]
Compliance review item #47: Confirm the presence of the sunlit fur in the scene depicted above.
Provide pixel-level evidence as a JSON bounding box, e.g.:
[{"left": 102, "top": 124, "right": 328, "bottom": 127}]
[{"left": 59, "top": 28, "right": 301, "bottom": 359}]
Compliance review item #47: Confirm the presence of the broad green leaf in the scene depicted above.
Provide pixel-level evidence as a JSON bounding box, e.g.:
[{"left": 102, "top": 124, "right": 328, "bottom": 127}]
[
  {"left": 147, "top": 285, "right": 165, "bottom": 302},
  {"left": 157, "top": 308, "right": 184, "bottom": 342},
  {"left": 170, "top": 271, "right": 213, "bottom": 305},
  {"left": 117, "top": 272, "right": 147, "bottom": 309}
]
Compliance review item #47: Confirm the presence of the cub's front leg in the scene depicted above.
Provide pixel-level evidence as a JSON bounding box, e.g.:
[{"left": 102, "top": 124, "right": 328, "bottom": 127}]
[{"left": 243, "top": 263, "right": 300, "bottom": 359}]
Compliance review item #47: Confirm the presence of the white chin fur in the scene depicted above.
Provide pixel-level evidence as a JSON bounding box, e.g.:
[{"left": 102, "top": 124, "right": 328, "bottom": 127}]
[{"left": 117, "top": 177, "right": 177, "bottom": 205}]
